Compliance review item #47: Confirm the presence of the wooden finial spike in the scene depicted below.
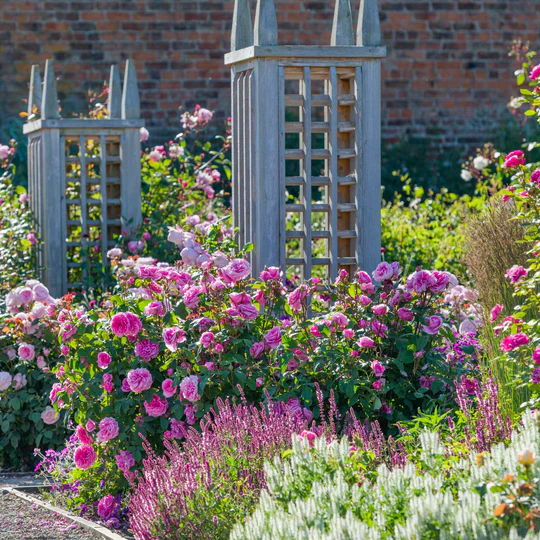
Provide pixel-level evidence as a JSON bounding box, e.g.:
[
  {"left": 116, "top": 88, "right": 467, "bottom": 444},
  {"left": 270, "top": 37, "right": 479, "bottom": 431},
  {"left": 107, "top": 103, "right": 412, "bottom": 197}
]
[
  {"left": 27, "top": 65, "right": 42, "bottom": 118},
  {"left": 108, "top": 65, "right": 122, "bottom": 119},
  {"left": 121, "top": 60, "right": 140, "bottom": 119},
  {"left": 41, "top": 59, "right": 59, "bottom": 120},
  {"left": 331, "top": 0, "right": 354, "bottom": 46},
  {"left": 254, "top": 0, "right": 278, "bottom": 46},
  {"left": 232, "top": 0, "right": 253, "bottom": 51},
  {"left": 357, "top": 0, "right": 381, "bottom": 46}
]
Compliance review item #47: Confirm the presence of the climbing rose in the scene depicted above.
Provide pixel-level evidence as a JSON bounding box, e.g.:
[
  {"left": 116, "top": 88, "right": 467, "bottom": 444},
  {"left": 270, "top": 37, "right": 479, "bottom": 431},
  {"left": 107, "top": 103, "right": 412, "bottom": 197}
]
[
  {"left": 74, "top": 445, "right": 97, "bottom": 470},
  {"left": 398, "top": 308, "right": 414, "bottom": 321},
  {"left": 97, "top": 352, "right": 112, "bottom": 369},
  {"left": 503, "top": 150, "right": 525, "bottom": 169},
  {"left": 406, "top": 269, "right": 437, "bottom": 293},
  {"left": 199, "top": 331, "right": 215, "bottom": 348},
  {"left": 250, "top": 341, "right": 265, "bottom": 358},
  {"left": 127, "top": 368, "right": 152, "bottom": 393},
  {"left": 530, "top": 65, "right": 540, "bottom": 81},
  {"left": 221, "top": 258, "right": 251, "bottom": 283},
  {"left": 162, "top": 327, "right": 186, "bottom": 352},
  {"left": 533, "top": 349, "right": 540, "bottom": 364},
  {"left": 180, "top": 375, "right": 200, "bottom": 402},
  {"left": 18, "top": 342, "right": 35, "bottom": 361},
  {"left": 260, "top": 267, "right": 281, "bottom": 281},
  {"left": 135, "top": 340, "right": 160, "bottom": 362},
  {"left": 372, "top": 262, "right": 394, "bottom": 282},
  {"left": 76, "top": 425, "right": 93, "bottom": 445},
  {"left": 372, "top": 304, "right": 389, "bottom": 316},
  {"left": 144, "top": 394, "right": 168, "bottom": 417},
  {"left": 162, "top": 378, "right": 177, "bottom": 398},
  {"left": 97, "top": 417, "right": 119, "bottom": 443},
  {"left": 197, "top": 108, "right": 213, "bottom": 123},
  {"left": 0, "top": 372, "right": 12, "bottom": 391},
  {"left": 140, "top": 127, "right": 149, "bottom": 142},
  {"left": 0, "top": 144, "right": 10, "bottom": 160},
  {"left": 532, "top": 367, "right": 540, "bottom": 385},
  {"left": 371, "top": 360, "right": 385, "bottom": 377},
  {"left": 41, "top": 406, "right": 59, "bottom": 425},
  {"left": 299, "top": 430, "right": 317, "bottom": 447},
  {"left": 264, "top": 327, "right": 282, "bottom": 349}
]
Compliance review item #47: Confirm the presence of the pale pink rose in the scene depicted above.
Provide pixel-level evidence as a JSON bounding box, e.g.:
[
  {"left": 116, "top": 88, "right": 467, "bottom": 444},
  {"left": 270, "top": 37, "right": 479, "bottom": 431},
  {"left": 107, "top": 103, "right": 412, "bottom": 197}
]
[
  {"left": 0, "top": 144, "right": 10, "bottom": 160},
  {"left": 331, "top": 312, "right": 349, "bottom": 329},
  {"left": 343, "top": 329, "right": 354, "bottom": 339},
  {"left": 372, "top": 304, "right": 389, "bottom": 316},
  {"left": 144, "top": 301, "right": 164, "bottom": 316},
  {"left": 144, "top": 394, "right": 169, "bottom": 417},
  {"left": 12, "top": 373, "right": 27, "bottom": 390},
  {"left": 127, "top": 368, "right": 153, "bottom": 393},
  {"left": 288, "top": 285, "right": 308, "bottom": 312},
  {"left": 406, "top": 270, "right": 437, "bottom": 293},
  {"left": 212, "top": 251, "right": 228, "bottom": 268},
  {"left": 37, "top": 357, "right": 47, "bottom": 370},
  {"left": 18, "top": 287, "right": 34, "bottom": 304},
  {"left": 107, "top": 247, "right": 123, "bottom": 258},
  {"left": 357, "top": 336, "right": 375, "bottom": 348},
  {"left": 18, "top": 342, "right": 35, "bottom": 361},
  {"left": 180, "top": 375, "right": 200, "bottom": 402},
  {"left": 197, "top": 108, "right": 213, "bottom": 123},
  {"left": 97, "top": 494, "right": 116, "bottom": 520},
  {"left": 149, "top": 148, "right": 163, "bottom": 162},
  {"left": 97, "top": 352, "right": 112, "bottom": 369},
  {"left": 6, "top": 349, "right": 15, "bottom": 361},
  {"left": 199, "top": 331, "right": 215, "bottom": 348},
  {"left": 371, "top": 360, "right": 385, "bottom": 377},
  {"left": 221, "top": 259, "right": 251, "bottom": 283},
  {"left": 97, "top": 417, "right": 119, "bottom": 443},
  {"left": 115, "top": 450, "right": 135, "bottom": 472},
  {"left": 372, "top": 262, "right": 394, "bottom": 282},
  {"left": 250, "top": 341, "right": 265, "bottom": 358},
  {"left": 76, "top": 425, "right": 93, "bottom": 445},
  {"left": 140, "top": 127, "right": 150, "bottom": 142},
  {"left": 41, "top": 406, "right": 59, "bottom": 425},
  {"left": 162, "top": 378, "right": 177, "bottom": 398},
  {"left": 135, "top": 340, "right": 160, "bottom": 362},
  {"left": 264, "top": 327, "right": 282, "bottom": 350},
  {"left": 0, "top": 372, "right": 12, "bottom": 391},
  {"left": 459, "top": 318, "right": 477, "bottom": 335},
  {"left": 74, "top": 445, "right": 97, "bottom": 469},
  {"left": 422, "top": 315, "right": 443, "bottom": 335}
]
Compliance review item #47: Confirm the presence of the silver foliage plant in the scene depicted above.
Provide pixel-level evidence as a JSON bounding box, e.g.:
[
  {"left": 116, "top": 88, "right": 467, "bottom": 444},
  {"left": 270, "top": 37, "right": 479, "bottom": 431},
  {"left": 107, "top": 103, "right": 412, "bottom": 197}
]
[{"left": 231, "top": 412, "right": 540, "bottom": 539}]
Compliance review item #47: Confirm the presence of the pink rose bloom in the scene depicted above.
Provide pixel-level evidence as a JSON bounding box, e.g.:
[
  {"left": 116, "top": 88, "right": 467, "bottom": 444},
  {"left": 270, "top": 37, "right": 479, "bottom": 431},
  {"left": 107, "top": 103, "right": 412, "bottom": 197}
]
[
  {"left": 97, "top": 352, "right": 112, "bottom": 369},
  {"left": 125, "top": 312, "right": 143, "bottom": 337},
  {"left": 162, "top": 378, "right": 178, "bottom": 398},
  {"left": 205, "top": 362, "right": 215, "bottom": 371},
  {"left": 19, "top": 287, "right": 34, "bottom": 304},
  {"left": 358, "top": 295, "right": 371, "bottom": 306},
  {"left": 398, "top": 308, "right": 414, "bottom": 321},
  {"left": 429, "top": 271, "right": 451, "bottom": 293},
  {"left": 162, "top": 327, "right": 187, "bottom": 352},
  {"left": 299, "top": 430, "right": 317, "bottom": 447},
  {"left": 140, "top": 127, "right": 149, "bottom": 142},
  {"left": 371, "top": 360, "right": 385, "bottom": 377},
  {"left": 169, "top": 418, "right": 188, "bottom": 439},
  {"left": 221, "top": 258, "right": 251, "bottom": 283},
  {"left": 530, "top": 65, "right": 540, "bottom": 81},
  {"left": 357, "top": 336, "right": 375, "bottom": 348},
  {"left": 18, "top": 342, "right": 35, "bottom": 361},
  {"left": 503, "top": 150, "right": 525, "bottom": 169},
  {"left": 343, "top": 329, "right": 354, "bottom": 339},
  {"left": 371, "top": 320, "right": 388, "bottom": 337},
  {"left": 110, "top": 313, "right": 129, "bottom": 337},
  {"left": 144, "top": 301, "right": 164, "bottom": 316},
  {"left": 183, "top": 285, "right": 203, "bottom": 309},
  {"left": 37, "top": 357, "right": 47, "bottom": 370},
  {"left": 74, "top": 445, "right": 97, "bottom": 470},
  {"left": 422, "top": 315, "right": 443, "bottom": 335},
  {"left": 180, "top": 375, "right": 200, "bottom": 402},
  {"left": 135, "top": 340, "right": 160, "bottom": 362},
  {"left": 102, "top": 373, "right": 114, "bottom": 393},
  {"left": 356, "top": 271, "right": 372, "bottom": 285},
  {"left": 76, "top": 425, "right": 93, "bottom": 445},
  {"left": 500, "top": 333, "right": 530, "bottom": 352},
  {"left": 372, "top": 379, "right": 383, "bottom": 390},
  {"left": 97, "top": 494, "right": 116, "bottom": 520},
  {"left": 331, "top": 312, "right": 349, "bottom": 329},
  {"left": 0, "top": 144, "right": 10, "bottom": 160},
  {"left": 6, "top": 349, "right": 15, "bottom": 361},
  {"left": 0, "top": 372, "right": 12, "bottom": 391},
  {"left": 121, "top": 378, "right": 131, "bottom": 392},
  {"left": 372, "top": 261, "right": 394, "bottom": 282},
  {"left": 372, "top": 304, "right": 389, "bottom": 316},
  {"left": 199, "top": 331, "right": 215, "bottom": 348},
  {"left": 197, "top": 108, "right": 213, "bottom": 123},
  {"left": 127, "top": 368, "right": 153, "bottom": 393},
  {"left": 531, "top": 169, "right": 540, "bottom": 184},
  {"left": 250, "top": 341, "right": 265, "bottom": 358},
  {"left": 41, "top": 405, "right": 59, "bottom": 424},
  {"left": 115, "top": 450, "right": 135, "bottom": 472},
  {"left": 288, "top": 285, "right": 308, "bottom": 312},
  {"left": 264, "top": 327, "right": 282, "bottom": 349},
  {"left": 97, "top": 417, "right": 119, "bottom": 443},
  {"left": 506, "top": 265, "right": 528, "bottom": 284},
  {"left": 532, "top": 367, "right": 540, "bottom": 385},
  {"left": 406, "top": 269, "right": 437, "bottom": 293},
  {"left": 490, "top": 304, "right": 504, "bottom": 323},
  {"left": 86, "top": 419, "right": 96, "bottom": 432},
  {"left": 260, "top": 267, "right": 282, "bottom": 281},
  {"left": 144, "top": 394, "right": 169, "bottom": 417},
  {"left": 12, "top": 374, "right": 27, "bottom": 391},
  {"left": 256, "top": 377, "right": 263, "bottom": 387},
  {"left": 533, "top": 349, "right": 540, "bottom": 364}
]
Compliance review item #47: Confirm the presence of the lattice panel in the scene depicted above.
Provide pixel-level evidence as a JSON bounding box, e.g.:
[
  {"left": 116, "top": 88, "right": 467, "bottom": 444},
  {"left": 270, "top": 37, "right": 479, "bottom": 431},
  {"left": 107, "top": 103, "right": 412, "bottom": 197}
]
[
  {"left": 63, "top": 135, "right": 121, "bottom": 288},
  {"left": 282, "top": 65, "right": 360, "bottom": 283}
]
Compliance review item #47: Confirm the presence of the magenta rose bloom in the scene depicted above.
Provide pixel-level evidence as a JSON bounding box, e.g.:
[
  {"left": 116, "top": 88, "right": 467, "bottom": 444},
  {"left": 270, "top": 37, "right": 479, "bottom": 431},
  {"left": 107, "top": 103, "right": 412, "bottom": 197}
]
[
  {"left": 127, "top": 368, "right": 152, "bottom": 393},
  {"left": 199, "top": 331, "right": 215, "bottom": 348},
  {"left": 97, "top": 417, "right": 119, "bottom": 443},
  {"left": 372, "top": 261, "right": 394, "bottom": 282},
  {"left": 264, "top": 327, "right": 282, "bottom": 349},
  {"left": 162, "top": 327, "right": 186, "bottom": 352},
  {"left": 110, "top": 313, "right": 129, "bottom": 337},
  {"left": 162, "top": 378, "right": 177, "bottom": 398},
  {"left": 372, "top": 379, "right": 383, "bottom": 390},
  {"left": 135, "top": 339, "right": 160, "bottom": 362},
  {"left": 371, "top": 320, "right": 388, "bottom": 338},
  {"left": 144, "top": 394, "right": 169, "bottom": 417},
  {"left": 260, "top": 267, "right": 281, "bottom": 281},
  {"left": 97, "top": 352, "right": 112, "bottom": 369},
  {"left": 97, "top": 494, "right": 116, "bottom": 520},
  {"left": 530, "top": 65, "right": 540, "bottom": 81},
  {"left": 357, "top": 336, "right": 375, "bottom": 348},
  {"left": 532, "top": 367, "right": 540, "bottom": 385},
  {"left": 180, "top": 375, "right": 200, "bottom": 402},
  {"left": 504, "top": 150, "right": 526, "bottom": 168},
  {"left": 299, "top": 430, "right": 317, "bottom": 447},
  {"left": 372, "top": 304, "right": 389, "bottom": 316},
  {"left": 76, "top": 424, "right": 93, "bottom": 445},
  {"left": 250, "top": 341, "right": 265, "bottom": 358},
  {"left": 422, "top": 315, "right": 443, "bottom": 335},
  {"left": 371, "top": 360, "right": 385, "bottom": 377},
  {"left": 429, "top": 271, "right": 451, "bottom": 293},
  {"left": 288, "top": 285, "right": 308, "bottom": 312},
  {"left": 398, "top": 308, "right": 414, "bottom": 321},
  {"left": 221, "top": 258, "right": 251, "bottom": 283},
  {"left": 74, "top": 445, "right": 97, "bottom": 470},
  {"left": 115, "top": 450, "right": 135, "bottom": 472},
  {"left": 183, "top": 285, "right": 203, "bottom": 309},
  {"left": 125, "top": 312, "right": 143, "bottom": 337},
  {"left": 506, "top": 265, "right": 528, "bottom": 284},
  {"left": 531, "top": 169, "right": 540, "bottom": 184},
  {"left": 533, "top": 349, "right": 540, "bottom": 364},
  {"left": 490, "top": 304, "right": 504, "bottom": 323},
  {"left": 500, "top": 333, "right": 530, "bottom": 352}
]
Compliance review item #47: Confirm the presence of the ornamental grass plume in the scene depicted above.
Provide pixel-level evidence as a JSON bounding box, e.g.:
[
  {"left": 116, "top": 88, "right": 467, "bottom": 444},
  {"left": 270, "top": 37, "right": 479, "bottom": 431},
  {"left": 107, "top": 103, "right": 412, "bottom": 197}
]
[{"left": 129, "top": 396, "right": 309, "bottom": 540}]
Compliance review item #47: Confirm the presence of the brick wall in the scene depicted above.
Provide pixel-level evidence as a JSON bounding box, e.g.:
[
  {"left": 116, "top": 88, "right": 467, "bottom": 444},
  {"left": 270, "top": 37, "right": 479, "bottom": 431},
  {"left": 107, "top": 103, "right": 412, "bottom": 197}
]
[{"left": 0, "top": 0, "right": 538, "bottom": 148}]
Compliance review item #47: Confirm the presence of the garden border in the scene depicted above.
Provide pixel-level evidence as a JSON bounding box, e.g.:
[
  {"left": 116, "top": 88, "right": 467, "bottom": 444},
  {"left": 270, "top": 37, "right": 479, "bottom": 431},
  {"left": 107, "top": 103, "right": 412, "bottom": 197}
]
[{"left": 2, "top": 487, "right": 128, "bottom": 540}]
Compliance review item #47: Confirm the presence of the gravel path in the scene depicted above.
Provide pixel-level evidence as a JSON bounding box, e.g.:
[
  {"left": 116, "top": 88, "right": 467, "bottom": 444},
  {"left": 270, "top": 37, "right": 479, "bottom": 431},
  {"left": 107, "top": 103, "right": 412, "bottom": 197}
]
[{"left": 0, "top": 491, "right": 102, "bottom": 540}]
